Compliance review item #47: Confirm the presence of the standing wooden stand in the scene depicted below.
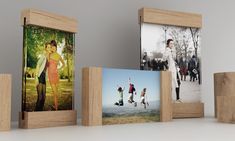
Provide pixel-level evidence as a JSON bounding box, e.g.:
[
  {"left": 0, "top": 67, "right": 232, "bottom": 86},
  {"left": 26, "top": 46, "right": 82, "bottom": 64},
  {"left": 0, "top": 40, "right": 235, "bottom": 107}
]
[
  {"left": 173, "top": 103, "right": 204, "bottom": 118},
  {"left": 139, "top": 8, "right": 204, "bottom": 118},
  {"left": 19, "top": 9, "right": 78, "bottom": 129},
  {"left": 214, "top": 72, "right": 235, "bottom": 123},
  {"left": 19, "top": 110, "right": 77, "bottom": 129},
  {"left": 82, "top": 67, "right": 172, "bottom": 126},
  {"left": 0, "top": 74, "right": 11, "bottom": 131}
]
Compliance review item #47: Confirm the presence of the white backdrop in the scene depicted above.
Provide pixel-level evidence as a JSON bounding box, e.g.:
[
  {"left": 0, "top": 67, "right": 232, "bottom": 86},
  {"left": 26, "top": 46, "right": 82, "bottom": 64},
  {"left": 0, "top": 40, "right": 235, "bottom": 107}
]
[{"left": 0, "top": 0, "right": 234, "bottom": 121}]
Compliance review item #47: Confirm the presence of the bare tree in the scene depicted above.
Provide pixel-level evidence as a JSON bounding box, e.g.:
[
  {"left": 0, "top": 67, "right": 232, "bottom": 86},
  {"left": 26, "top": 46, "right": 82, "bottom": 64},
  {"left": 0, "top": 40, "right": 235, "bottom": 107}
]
[{"left": 190, "top": 27, "right": 200, "bottom": 58}]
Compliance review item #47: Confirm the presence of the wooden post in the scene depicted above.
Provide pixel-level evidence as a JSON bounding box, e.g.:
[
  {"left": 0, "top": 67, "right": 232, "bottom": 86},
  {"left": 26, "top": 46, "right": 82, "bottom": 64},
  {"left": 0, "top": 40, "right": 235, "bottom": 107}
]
[
  {"left": 0, "top": 74, "right": 11, "bottom": 131},
  {"left": 82, "top": 67, "right": 102, "bottom": 126},
  {"left": 214, "top": 72, "right": 235, "bottom": 122},
  {"left": 160, "top": 71, "right": 172, "bottom": 122}
]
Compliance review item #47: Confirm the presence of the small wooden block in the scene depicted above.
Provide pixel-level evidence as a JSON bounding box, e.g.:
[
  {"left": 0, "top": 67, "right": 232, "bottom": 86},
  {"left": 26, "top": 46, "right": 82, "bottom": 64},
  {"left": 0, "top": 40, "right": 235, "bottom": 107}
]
[
  {"left": 160, "top": 71, "right": 172, "bottom": 122},
  {"left": 21, "top": 9, "right": 78, "bottom": 33},
  {"left": 19, "top": 110, "right": 77, "bottom": 129},
  {"left": 82, "top": 67, "right": 172, "bottom": 126},
  {"left": 139, "top": 8, "right": 202, "bottom": 28},
  {"left": 82, "top": 67, "right": 102, "bottom": 126},
  {"left": 173, "top": 102, "right": 204, "bottom": 118},
  {"left": 0, "top": 74, "right": 11, "bottom": 131},
  {"left": 214, "top": 72, "right": 235, "bottom": 117},
  {"left": 217, "top": 96, "right": 235, "bottom": 123}
]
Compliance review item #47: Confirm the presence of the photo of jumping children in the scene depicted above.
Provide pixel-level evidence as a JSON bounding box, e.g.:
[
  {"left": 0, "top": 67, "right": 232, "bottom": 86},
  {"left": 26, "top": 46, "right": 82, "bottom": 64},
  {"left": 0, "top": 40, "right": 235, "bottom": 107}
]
[{"left": 102, "top": 68, "right": 161, "bottom": 125}]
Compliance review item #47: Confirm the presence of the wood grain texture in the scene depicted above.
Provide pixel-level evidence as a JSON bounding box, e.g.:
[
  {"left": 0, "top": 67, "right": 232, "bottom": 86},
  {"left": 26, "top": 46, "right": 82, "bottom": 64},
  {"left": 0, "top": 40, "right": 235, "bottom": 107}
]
[
  {"left": 82, "top": 67, "right": 102, "bottom": 126},
  {"left": 173, "top": 103, "right": 204, "bottom": 118},
  {"left": 160, "top": 71, "right": 172, "bottom": 122},
  {"left": 217, "top": 96, "right": 235, "bottom": 123},
  {"left": 139, "top": 8, "right": 202, "bottom": 28},
  {"left": 214, "top": 72, "right": 235, "bottom": 118},
  {"left": 19, "top": 110, "right": 77, "bottom": 129},
  {"left": 0, "top": 74, "right": 11, "bottom": 131},
  {"left": 21, "top": 9, "right": 78, "bottom": 33}
]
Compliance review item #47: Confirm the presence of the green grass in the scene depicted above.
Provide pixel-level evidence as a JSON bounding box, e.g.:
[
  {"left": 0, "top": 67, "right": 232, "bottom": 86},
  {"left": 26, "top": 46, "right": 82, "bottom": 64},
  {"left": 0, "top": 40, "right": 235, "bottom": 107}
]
[
  {"left": 102, "top": 112, "right": 160, "bottom": 125},
  {"left": 24, "top": 79, "right": 73, "bottom": 111}
]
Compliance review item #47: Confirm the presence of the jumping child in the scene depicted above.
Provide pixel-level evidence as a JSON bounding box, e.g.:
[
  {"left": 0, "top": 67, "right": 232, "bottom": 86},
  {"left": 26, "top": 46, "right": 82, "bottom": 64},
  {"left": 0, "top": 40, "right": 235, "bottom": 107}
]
[
  {"left": 140, "top": 88, "right": 148, "bottom": 109},
  {"left": 114, "top": 86, "right": 124, "bottom": 106},
  {"left": 128, "top": 77, "right": 137, "bottom": 107}
]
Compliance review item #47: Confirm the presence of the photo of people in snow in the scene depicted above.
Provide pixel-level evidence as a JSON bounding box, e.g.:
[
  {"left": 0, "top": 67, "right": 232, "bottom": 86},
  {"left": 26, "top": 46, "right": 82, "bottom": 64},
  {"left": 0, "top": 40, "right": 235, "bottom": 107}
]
[
  {"left": 102, "top": 68, "right": 161, "bottom": 125},
  {"left": 141, "top": 23, "right": 201, "bottom": 103}
]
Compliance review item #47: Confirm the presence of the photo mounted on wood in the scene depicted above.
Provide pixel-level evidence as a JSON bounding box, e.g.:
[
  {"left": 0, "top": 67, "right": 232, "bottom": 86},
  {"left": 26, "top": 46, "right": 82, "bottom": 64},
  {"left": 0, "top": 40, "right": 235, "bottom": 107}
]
[
  {"left": 82, "top": 67, "right": 172, "bottom": 126},
  {"left": 19, "top": 9, "right": 78, "bottom": 129},
  {"left": 139, "top": 8, "right": 204, "bottom": 118}
]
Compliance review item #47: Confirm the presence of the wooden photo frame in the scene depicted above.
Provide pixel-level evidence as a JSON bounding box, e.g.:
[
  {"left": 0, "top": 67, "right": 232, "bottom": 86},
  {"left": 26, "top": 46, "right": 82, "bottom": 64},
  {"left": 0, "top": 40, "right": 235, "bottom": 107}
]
[
  {"left": 19, "top": 9, "right": 78, "bottom": 129},
  {"left": 139, "top": 8, "right": 204, "bottom": 118},
  {"left": 82, "top": 67, "right": 172, "bottom": 126}
]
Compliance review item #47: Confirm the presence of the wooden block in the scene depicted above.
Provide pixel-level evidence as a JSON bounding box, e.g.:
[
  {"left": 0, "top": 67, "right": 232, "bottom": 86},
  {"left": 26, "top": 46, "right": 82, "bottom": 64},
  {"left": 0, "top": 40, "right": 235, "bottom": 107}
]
[
  {"left": 19, "top": 110, "right": 77, "bottom": 129},
  {"left": 82, "top": 68, "right": 102, "bottom": 126},
  {"left": 160, "top": 71, "right": 172, "bottom": 122},
  {"left": 217, "top": 96, "right": 235, "bottom": 123},
  {"left": 0, "top": 74, "right": 11, "bottom": 131},
  {"left": 82, "top": 67, "right": 172, "bottom": 126},
  {"left": 21, "top": 9, "right": 78, "bottom": 33},
  {"left": 214, "top": 72, "right": 235, "bottom": 117},
  {"left": 173, "top": 103, "right": 204, "bottom": 118},
  {"left": 139, "top": 8, "right": 202, "bottom": 28}
]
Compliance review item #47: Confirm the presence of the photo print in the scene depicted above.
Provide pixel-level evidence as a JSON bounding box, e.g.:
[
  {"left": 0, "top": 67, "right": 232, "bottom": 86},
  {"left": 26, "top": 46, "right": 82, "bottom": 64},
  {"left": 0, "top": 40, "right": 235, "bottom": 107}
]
[
  {"left": 141, "top": 23, "right": 201, "bottom": 103},
  {"left": 22, "top": 25, "right": 75, "bottom": 111},
  {"left": 102, "top": 68, "right": 161, "bottom": 125}
]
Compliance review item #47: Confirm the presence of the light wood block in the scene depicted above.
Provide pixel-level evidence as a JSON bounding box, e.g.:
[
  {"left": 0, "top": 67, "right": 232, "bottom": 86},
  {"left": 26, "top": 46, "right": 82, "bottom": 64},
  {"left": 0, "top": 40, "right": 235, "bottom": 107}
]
[
  {"left": 139, "top": 8, "right": 202, "bottom": 28},
  {"left": 217, "top": 96, "right": 235, "bottom": 123},
  {"left": 82, "top": 67, "right": 172, "bottom": 126},
  {"left": 173, "top": 103, "right": 204, "bottom": 118},
  {"left": 21, "top": 9, "right": 78, "bottom": 33},
  {"left": 160, "top": 71, "right": 172, "bottom": 122},
  {"left": 0, "top": 74, "right": 11, "bottom": 131},
  {"left": 82, "top": 67, "right": 102, "bottom": 126},
  {"left": 19, "top": 110, "right": 77, "bottom": 129},
  {"left": 214, "top": 72, "right": 235, "bottom": 118}
]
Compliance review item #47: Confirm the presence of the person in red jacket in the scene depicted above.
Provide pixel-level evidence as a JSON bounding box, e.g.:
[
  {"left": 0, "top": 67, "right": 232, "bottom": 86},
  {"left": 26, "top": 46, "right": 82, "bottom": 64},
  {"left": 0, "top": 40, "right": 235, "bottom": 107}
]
[{"left": 128, "top": 77, "right": 137, "bottom": 107}]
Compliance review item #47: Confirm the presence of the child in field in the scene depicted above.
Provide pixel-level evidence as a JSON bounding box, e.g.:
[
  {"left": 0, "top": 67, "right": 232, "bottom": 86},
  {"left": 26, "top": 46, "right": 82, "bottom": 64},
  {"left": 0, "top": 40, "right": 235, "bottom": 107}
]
[
  {"left": 140, "top": 88, "right": 147, "bottom": 109},
  {"left": 114, "top": 86, "right": 124, "bottom": 106},
  {"left": 128, "top": 77, "right": 137, "bottom": 107}
]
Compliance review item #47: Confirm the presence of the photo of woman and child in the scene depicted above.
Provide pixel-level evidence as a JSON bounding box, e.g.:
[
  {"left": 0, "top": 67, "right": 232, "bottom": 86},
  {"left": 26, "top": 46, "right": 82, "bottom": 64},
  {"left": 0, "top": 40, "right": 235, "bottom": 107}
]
[
  {"left": 102, "top": 68, "right": 160, "bottom": 125},
  {"left": 23, "top": 25, "right": 75, "bottom": 112}
]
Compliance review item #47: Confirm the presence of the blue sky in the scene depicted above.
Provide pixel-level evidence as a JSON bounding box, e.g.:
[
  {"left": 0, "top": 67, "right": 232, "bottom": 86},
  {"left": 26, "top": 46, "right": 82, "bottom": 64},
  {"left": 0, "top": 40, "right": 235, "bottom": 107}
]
[{"left": 102, "top": 68, "right": 160, "bottom": 106}]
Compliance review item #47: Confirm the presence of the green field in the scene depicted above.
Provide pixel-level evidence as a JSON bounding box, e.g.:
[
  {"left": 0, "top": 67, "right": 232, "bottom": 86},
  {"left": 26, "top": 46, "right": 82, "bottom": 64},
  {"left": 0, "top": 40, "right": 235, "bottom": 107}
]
[
  {"left": 102, "top": 112, "right": 160, "bottom": 125},
  {"left": 24, "top": 79, "right": 73, "bottom": 111}
]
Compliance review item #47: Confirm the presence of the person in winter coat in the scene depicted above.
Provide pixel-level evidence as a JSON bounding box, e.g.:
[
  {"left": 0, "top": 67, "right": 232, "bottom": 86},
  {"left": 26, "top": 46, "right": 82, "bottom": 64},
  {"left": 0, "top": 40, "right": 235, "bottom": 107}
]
[
  {"left": 188, "top": 55, "right": 197, "bottom": 82},
  {"left": 163, "top": 39, "right": 182, "bottom": 102}
]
